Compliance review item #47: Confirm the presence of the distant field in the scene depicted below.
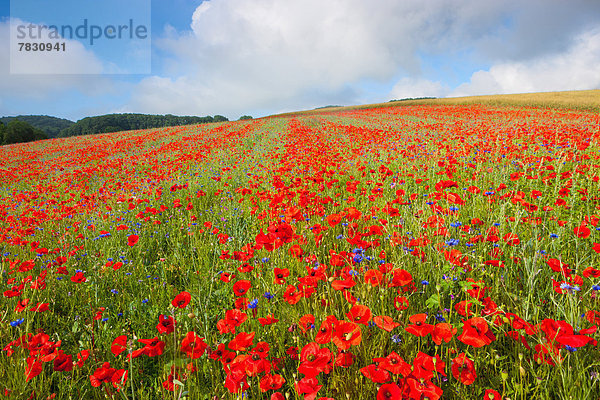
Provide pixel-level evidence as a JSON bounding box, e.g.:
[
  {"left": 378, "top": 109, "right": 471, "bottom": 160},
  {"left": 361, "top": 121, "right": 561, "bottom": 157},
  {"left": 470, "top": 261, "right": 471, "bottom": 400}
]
[
  {"left": 273, "top": 89, "right": 600, "bottom": 117},
  {"left": 1, "top": 100, "right": 599, "bottom": 399}
]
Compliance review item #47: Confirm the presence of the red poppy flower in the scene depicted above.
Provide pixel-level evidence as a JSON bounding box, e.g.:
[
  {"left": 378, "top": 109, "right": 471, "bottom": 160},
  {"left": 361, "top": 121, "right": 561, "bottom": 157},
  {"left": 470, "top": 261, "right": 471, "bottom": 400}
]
[
  {"left": 364, "top": 269, "right": 383, "bottom": 286},
  {"left": 138, "top": 337, "right": 165, "bottom": 357},
  {"left": 484, "top": 389, "right": 502, "bottom": 400},
  {"left": 374, "top": 315, "right": 400, "bottom": 332},
  {"left": 171, "top": 291, "right": 191, "bottom": 308},
  {"left": 90, "top": 362, "right": 116, "bottom": 387},
  {"left": 232, "top": 279, "right": 251, "bottom": 296},
  {"left": 582, "top": 266, "right": 600, "bottom": 278},
  {"left": 273, "top": 268, "right": 289, "bottom": 285},
  {"left": 180, "top": 331, "right": 207, "bottom": 359},
  {"left": 335, "top": 350, "right": 355, "bottom": 368},
  {"left": 574, "top": 224, "right": 591, "bottom": 238},
  {"left": 412, "top": 352, "right": 446, "bottom": 380},
  {"left": 452, "top": 353, "right": 476, "bottom": 385},
  {"left": 346, "top": 305, "right": 372, "bottom": 326},
  {"left": 432, "top": 323, "right": 457, "bottom": 345},
  {"left": 111, "top": 335, "right": 127, "bottom": 356},
  {"left": 259, "top": 374, "right": 285, "bottom": 392},
  {"left": 76, "top": 350, "right": 90, "bottom": 368},
  {"left": 70, "top": 271, "right": 87, "bottom": 283},
  {"left": 53, "top": 350, "right": 73, "bottom": 372},
  {"left": 156, "top": 314, "right": 176, "bottom": 334},
  {"left": 332, "top": 321, "right": 362, "bottom": 350},
  {"left": 377, "top": 383, "right": 402, "bottom": 400},
  {"left": 228, "top": 331, "right": 255, "bottom": 352},
  {"left": 405, "top": 313, "right": 433, "bottom": 337},
  {"left": 127, "top": 234, "right": 139, "bottom": 246},
  {"left": 388, "top": 269, "right": 413, "bottom": 287},
  {"left": 458, "top": 317, "right": 496, "bottom": 347},
  {"left": 295, "top": 377, "right": 322, "bottom": 400},
  {"left": 299, "top": 314, "right": 316, "bottom": 333},
  {"left": 315, "top": 317, "right": 336, "bottom": 344},
  {"left": 375, "top": 351, "right": 411, "bottom": 376},
  {"left": 258, "top": 314, "right": 279, "bottom": 326},
  {"left": 14, "top": 298, "right": 30, "bottom": 312},
  {"left": 360, "top": 364, "right": 391, "bottom": 384},
  {"left": 393, "top": 295, "right": 409, "bottom": 311},
  {"left": 25, "top": 357, "right": 43, "bottom": 382},
  {"left": 299, "top": 342, "right": 332, "bottom": 378},
  {"left": 405, "top": 376, "right": 443, "bottom": 400},
  {"left": 283, "top": 285, "right": 302, "bottom": 304}
]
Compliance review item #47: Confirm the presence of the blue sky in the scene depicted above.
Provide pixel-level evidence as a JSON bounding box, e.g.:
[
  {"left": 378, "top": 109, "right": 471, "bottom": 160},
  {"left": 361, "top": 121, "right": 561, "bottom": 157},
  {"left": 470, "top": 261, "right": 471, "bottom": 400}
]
[{"left": 1, "top": 0, "right": 599, "bottom": 121}]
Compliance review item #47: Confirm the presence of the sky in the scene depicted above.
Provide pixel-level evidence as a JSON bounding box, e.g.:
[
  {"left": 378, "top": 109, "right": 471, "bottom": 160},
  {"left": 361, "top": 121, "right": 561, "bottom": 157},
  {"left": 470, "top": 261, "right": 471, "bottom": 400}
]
[{"left": 1, "top": 0, "right": 599, "bottom": 121}]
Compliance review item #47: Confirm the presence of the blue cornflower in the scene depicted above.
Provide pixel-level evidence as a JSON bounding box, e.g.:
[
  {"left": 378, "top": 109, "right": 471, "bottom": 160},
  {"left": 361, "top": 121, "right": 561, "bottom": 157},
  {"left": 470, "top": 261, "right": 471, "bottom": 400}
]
[
  {"left": 421, "top": 280, "right": 429, "bottom": 286},
  {"left": 446, "top": 239, "right": 460, "bottom": 246},
  {"left": 10, "top": 319, "right": 25, "bottom": 327},
  {"left": 450, "top": 222, "right": 462, "bottom": 228},
  {"left": 263, "top": 292, "right": 275, "bottom": 300},
  {"left": 247, "top": 299, "right": 259, "bottom": 309}
]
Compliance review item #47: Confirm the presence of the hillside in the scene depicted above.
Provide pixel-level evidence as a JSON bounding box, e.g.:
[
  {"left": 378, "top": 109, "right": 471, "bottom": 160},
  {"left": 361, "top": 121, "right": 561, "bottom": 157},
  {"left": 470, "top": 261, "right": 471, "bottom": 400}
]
[
  {"left": 58, "top": 113, "right": 229, "bottom": 137},
  {"left": 271, "top": 89, "right": 600, "bottom": 118},
  {"left": 0, "top": 115, "right": 74, "bottom": 138}
]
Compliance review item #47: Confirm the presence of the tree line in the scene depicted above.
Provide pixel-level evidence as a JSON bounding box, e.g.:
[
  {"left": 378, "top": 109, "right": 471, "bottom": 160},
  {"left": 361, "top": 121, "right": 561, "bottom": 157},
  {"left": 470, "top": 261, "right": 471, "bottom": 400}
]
[
  {"left": 0, "top": 113, "right": 233, "bottom": 146},
  {"left": 0, "top": 119, "right": 48, "bottom": 145},
  {"left": 57, "top": 113, "right": 229, "bottom": 137}
]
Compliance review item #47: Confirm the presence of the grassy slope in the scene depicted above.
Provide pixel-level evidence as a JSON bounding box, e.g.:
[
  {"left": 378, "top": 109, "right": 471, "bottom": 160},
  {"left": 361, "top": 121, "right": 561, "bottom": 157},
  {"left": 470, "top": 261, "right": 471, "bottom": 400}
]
[{"left": 269, "top": 89, "right": 600, "bottom": 118}]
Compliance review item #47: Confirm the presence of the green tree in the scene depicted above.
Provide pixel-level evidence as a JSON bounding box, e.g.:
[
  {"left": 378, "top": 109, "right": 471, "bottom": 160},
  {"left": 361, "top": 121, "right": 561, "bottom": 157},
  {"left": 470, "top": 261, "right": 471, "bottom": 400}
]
[
  {"left": 0, "top": 121, "right": 5, "bottom": 145},
  {"left": 213, "top": 115, "right": 229, "bottom": 122},
  {"left": 239, "top": 115, "right": 253, "bottom": 120},
  {"left": 4, "top": 120, "right": 36, "bottom": 144}
]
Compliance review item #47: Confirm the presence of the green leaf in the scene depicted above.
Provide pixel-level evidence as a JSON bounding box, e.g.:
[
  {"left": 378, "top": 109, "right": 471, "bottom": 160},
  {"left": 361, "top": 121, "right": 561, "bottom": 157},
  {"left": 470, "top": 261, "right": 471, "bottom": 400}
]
[
  {"left": 172, "top": 379, "right": 185, "bottom": 387},
  {"left": 425, "top": 294, "right": 441, "bottom": 309}
]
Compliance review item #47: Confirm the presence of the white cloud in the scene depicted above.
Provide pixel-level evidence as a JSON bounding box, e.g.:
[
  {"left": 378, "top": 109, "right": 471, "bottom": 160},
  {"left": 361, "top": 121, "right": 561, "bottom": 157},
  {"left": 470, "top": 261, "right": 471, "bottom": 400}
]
[
  {"left": 129, "top": 0, "right": 519, "bottom": 116},
  {"left": 452, "top": 28, "right": 600, "bottom": 96},
  {"left": 9, "top": 18, "right": 104, "bottom": 75},
  {"left": 389, "top": 78, "right": 449, "bottom": 100},
  {"left": 0, "top": 19, "right": 117, "bottom": 106}
]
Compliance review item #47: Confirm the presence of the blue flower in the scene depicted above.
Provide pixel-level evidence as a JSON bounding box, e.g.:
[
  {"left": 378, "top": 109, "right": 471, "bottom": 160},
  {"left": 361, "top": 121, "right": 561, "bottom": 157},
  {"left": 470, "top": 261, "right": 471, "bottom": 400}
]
[
  {"left": 353, "top": 254, "right": 364, "bottom": 263},
  {"left": 247, "top": 299, "right": 259, "bottom": 309},
  {"left": 421, "top": 280, "right": 429, "bottom": 286},
  {"left": 391, "top": 334, "right": 402, "bottom": 344},
  {"left": 263, "top": 292, "right": 274, "bottom": 300},
  {"left": 10, "top": 319, "right": 25, "bottom": 327}
]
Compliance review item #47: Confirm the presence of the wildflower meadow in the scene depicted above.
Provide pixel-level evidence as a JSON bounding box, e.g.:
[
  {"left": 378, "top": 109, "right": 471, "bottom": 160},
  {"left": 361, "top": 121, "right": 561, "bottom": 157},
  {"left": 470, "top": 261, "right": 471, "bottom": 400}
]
[{"left": 1, "top": 104, "right": 599, "bottom": 399}]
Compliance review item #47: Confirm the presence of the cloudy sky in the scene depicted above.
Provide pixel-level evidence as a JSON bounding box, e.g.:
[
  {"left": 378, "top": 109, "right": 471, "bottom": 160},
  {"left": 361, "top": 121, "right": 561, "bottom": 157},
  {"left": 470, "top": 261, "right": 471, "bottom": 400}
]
[{"left": 1, "top": 0, "right": 599, "bottom": 121}]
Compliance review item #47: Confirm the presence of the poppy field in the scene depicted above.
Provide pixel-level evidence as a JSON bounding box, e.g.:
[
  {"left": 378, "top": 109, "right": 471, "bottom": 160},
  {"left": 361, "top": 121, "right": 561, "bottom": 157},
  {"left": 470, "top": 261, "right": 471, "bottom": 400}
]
[{"left": 1, "top": 104, "right": 600, "bottom": 399}]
